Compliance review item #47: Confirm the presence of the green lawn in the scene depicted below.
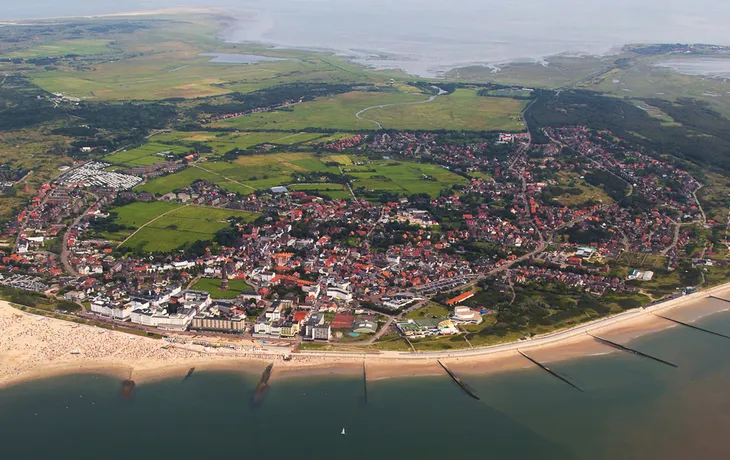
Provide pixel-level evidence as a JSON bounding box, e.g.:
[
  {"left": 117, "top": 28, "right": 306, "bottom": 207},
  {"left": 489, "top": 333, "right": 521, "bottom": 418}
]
[
  {"left": 191, "top": 277, "right": 255, "bottom": 299},
  {"left": 405, "top": 303, "right": 450, "bottom": 320}
]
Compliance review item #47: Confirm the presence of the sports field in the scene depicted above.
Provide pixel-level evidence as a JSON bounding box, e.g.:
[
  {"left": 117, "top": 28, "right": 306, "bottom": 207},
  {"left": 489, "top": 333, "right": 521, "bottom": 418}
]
[
  {"left": 111, "top": 204, "right": 258, "bottom": 252},
  {"left": 105, "top": 143, "right": 192, "bottom": 166},
  {"left": 191, "top": 278, "right": 255, "bottom": 299}
]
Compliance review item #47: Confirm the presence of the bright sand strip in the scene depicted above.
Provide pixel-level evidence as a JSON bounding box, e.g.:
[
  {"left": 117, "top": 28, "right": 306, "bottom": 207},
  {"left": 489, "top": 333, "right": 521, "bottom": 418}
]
[{"left": 2, "top": 283, "right": 730, "bottom": 388}]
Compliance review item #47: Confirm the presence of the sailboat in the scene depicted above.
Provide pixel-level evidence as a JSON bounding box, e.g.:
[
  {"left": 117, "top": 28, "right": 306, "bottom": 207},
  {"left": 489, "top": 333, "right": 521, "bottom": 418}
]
[{"left": 341, "top": 428, "right": 346, "bottom": 436}]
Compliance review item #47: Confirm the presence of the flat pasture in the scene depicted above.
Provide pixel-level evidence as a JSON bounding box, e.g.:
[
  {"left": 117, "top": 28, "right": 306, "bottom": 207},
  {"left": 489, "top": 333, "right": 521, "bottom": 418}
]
[
  {"left": 121, "top": 205, "right": 258, "bottom": 252},
  {"left": 364, "top": 89, "right": 527, "bottom": 131}
]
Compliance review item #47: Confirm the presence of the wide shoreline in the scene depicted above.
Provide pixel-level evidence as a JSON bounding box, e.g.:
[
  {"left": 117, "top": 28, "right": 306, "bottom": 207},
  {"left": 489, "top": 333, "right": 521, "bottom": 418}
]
[{"left": 3, "top": 282, "right": 730, "bottom": 390}]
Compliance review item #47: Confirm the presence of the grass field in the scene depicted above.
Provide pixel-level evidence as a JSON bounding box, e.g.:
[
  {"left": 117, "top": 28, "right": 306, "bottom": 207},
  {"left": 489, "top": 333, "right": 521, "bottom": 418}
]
[
  {"left": 364, "top": 89, "right": 527, "bottom": 131},
  {"left": 214, "top": 90, "right": 427, "bottom": 131},
  {"left": 191, "top": 277, "right": 255, "bottom": 299},
  {"left": 120, "top": 204, "right": 258, "bottom": 252},
  {"left": 105, "top": 143, "right": 192, "bottom": 166},
  {"left": 346, "top": 160, "right": 468, "bottom": 197},
  {"left": 137, "top": 152, "right": 466, "bottom": 197}
]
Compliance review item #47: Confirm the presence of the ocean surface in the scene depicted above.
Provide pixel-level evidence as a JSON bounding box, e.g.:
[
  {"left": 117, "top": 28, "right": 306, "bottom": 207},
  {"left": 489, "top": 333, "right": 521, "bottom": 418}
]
[
  {"left": 5, "top": 0, "right": 730, "bottom": 76},
  {"left": 3, "top": 307, "right": 730, "bottom": 459}
]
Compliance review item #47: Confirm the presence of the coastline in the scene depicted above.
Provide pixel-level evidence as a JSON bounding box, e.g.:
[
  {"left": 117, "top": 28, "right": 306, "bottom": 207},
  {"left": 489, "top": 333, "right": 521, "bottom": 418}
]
[{"left": 3, "top": 283, "right": 730, "bottom": 390}]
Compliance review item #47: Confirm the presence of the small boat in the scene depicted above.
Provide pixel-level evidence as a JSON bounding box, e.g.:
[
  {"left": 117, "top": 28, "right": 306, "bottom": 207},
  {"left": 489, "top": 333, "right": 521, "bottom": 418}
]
[
  {"left": 341, "top": 428, "right": 346, "bottom": 436},
  {"left": 70, "top": 350, "right": 81, "bottom": 355}
]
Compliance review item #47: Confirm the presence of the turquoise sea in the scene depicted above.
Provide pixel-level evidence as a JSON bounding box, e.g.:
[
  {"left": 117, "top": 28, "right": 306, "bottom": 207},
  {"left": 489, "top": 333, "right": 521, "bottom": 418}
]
[{"left": 3, "top": 310, "right": 730, "bottom": 459}]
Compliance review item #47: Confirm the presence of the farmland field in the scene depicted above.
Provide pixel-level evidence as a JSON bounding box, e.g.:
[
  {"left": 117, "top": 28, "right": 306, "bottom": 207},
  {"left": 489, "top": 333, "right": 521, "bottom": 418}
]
[
  {"left": 214, "top": 90, "right": 428, "bottom": 131},
  {"left": 119, "top": 204, "right": 258, "bottom": 252},
  {"left": 363, "top": 89, "right": 527, "bottom": 131},
  {"left": 191, "top": 278, "right": 255, "bottom": 299}
]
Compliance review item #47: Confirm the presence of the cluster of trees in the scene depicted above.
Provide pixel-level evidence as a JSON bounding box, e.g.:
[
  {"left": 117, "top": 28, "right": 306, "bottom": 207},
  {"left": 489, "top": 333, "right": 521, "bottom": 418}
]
[
  {"left": 583, "top": 170, "right": 628, "bottom": 201},
  {"left": 88, "top": 215, "right": 132, "bottom": 234}
]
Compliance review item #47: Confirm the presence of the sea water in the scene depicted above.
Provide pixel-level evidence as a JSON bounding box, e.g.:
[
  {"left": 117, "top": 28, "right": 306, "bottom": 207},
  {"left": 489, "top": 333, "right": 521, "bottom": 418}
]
[
  {"left": 3, "top": 309, "right": 730, "bottom": 459},
  {"left": 5, "top": 0, "right": 730, "bottom": 77}
]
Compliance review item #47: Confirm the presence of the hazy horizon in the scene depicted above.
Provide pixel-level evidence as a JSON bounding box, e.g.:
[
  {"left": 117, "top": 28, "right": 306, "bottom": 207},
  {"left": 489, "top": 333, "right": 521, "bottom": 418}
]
[{"left": 4, "top": 0, "right": 730, "bottom": 76}]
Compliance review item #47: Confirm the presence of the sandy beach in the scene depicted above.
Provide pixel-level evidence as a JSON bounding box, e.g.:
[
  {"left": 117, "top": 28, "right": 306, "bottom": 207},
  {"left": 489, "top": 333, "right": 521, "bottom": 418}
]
[{"left": 2, "top": 283, "right": 730, "bottom": 389}]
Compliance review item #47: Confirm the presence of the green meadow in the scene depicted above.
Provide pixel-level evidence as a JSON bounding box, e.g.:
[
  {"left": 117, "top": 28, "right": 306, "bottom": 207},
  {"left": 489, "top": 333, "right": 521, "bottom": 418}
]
[{"left": 191, "top": 278, "right": 255, "bottom": 299}]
